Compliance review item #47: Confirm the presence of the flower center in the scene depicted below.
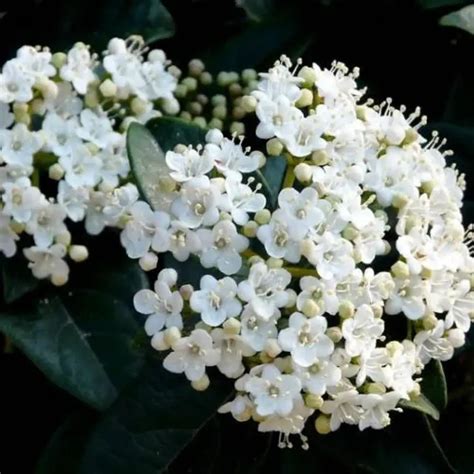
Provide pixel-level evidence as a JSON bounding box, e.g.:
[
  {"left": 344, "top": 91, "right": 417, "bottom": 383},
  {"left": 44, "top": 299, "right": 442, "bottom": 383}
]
[{"left": 268, "top": 384, "right": 280, "bottom": 398}]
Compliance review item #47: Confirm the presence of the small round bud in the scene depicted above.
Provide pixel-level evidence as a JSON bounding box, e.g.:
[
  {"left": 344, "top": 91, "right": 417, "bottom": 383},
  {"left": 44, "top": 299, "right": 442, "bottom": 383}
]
[
  {"left": 248, "top": 255, "right": 264, "bottom": 266},
  {"left": 403, "top": 128, "right": 419, "bottom": 145},
  {"left": 48, "top": 163, "right": 65, "bottom": 180},
  {"left": 179, "top": 284, "right": 194, "bottom": 301},
  {"left": 193, "top": 117, "right": 207, "bottom": 128},
  {"left": 422, "top": 313, "right": 438, "bottom": 330},
  {"left": 10, "top": 221, "right": 25, "bottom": 234},
  {"left": 181, "top": 76, "right": 198, "bottom": 91},
  {"left": 229, "top": 83, "right": 242, "bottom": 97},
  {"left": 174, "top": 84, "right": 188, "bottom": 99},
  {"left": 208, "top": 118, "right": 223, "bottom": 130},
  {"left": 267, "top": 257, "right": 283, "bottom": 269},
  {"left": 241, "top": 95, "right": 257, "bottom": 113},
  {"left": 148, "top": 49, "right": 166, "bottom": 63},
  {"left": 266, "top": 138, "right": 283, "bottom": 156},
  {"left": 131, "top": 97, "right": 148, "bottom": 116},
  {"left": 255, "top": 209, "right": 271, "bottom": 225},
  {"left": 285, "top": 289, "right": 297, "bottom": 308},
  {"left": 179, "top": 111, "right": 192, "bottom": 121},
  {"left": 84, "top": 89, "right": 99, "bottom": 108},
  {"left": 139, "top": 252, "right": 158, "bottom": 272},
  {"left": 232, "top": 106, "right": 246, "bottom": 120},
  {"left": 230, "top": 121, "right": 245, "bottom": 135},
  {"left": 206, "top": 128, "right": 224, "bottom": 145},
  {"left": 69, "top": 245, "right": 89, "bottom": 263},
  {"left": 187, "top": 101, "right": 203, "bottom": 116},
  {"left": 342, "top": 224, "right": 359, "bottom": 241},
  {"left": 99, "top": 79, "right": 117, "bottom": 98},
  {"left": 162, "top": 97, "right": 180, "bottom": 116},
  {"left": 31, "top": 98, "right": 46, "bottom": 115},
  {"left": 242, "top": 68, "right": 257, "bottom": 83},
  {"left": 386, "top": 341, "right": 403, "bottom": 357},
  {"left": 259, "top": 351, "right": 273, "bottom": 364},
  {"left": 191, "top": 374, "right": 210, "bottom": 391},
  {"left": 211, "top": 94, "right": 227, "bottom": 106},
  {"left": 326, "top": 326, "right": 343, "bottom": 343},
  {"left": 188, "top": 58, "right": 205, "bottom": 77},
  {"left": 304, "top": 393, "right": 323, "bottom": 409},
  {"left": 294, "top": 163, "right": 313, "bottom": 183},
  {"left": 200, "top": 71, "right": 213, "bottom": 85},
  {"left": 311, "top": 150, "right": 329, "bottom": 166},
  {"left": 367, "top": 382, "right": 387, "bottom": 394},
  {"left": 243, "top": 220, "right": 258, "bottom": 238},
  {"left": 302, "top": 299, "right": 320, "bottom": 318},
  {"left": 51, "top": 272, "right": 68, "bottom": 287},
  {"left": 164, "top": 327, "right": 182, "bottom": 347},
  {"left": 392, "top": 194, "right": 409, "bottom": 209},
  {"left": 223, "top": 318, "right": 241, "bottom": 335},
  {"left": 314, "top": 414, "right": 331, "bottom": 435},
  {"left": 13, "top": 102, "right": 28, "bottom": 115},
  {"left": 372, "top": 304, "right": 383, "bottom": 318},
  {"left": 168, "top": 65, "right": 182, "bottom": 79},
  {"left": 296, "top": 89, "right": 314, "bottom": 108},
  {"left": 298, "top": 66, "right": 317, "bottom": 87},
  {"left": 212, "top": 105, "right": 227, "bottom": 120},
  {"left": 151, "top": 332, "right": 170, "bottom": 351},
  {"left": 55, "top": 231, "right": 72, "bottom": 247},
  {"left": 264, "top": 339, "right": 282, "bottom": 358},
  {"left": 52, "top": 52, "right": 67, "bottom": 69},
  {"left": 448, "top": 328, "right": 465, "bottom": 348},
  {"left": 408, "top": 383, "right": 421, "bottom": 399},
  {"left": 339, "top": 300, "right": 355, "bottom": 319},
  {"left": 391, "top": 261, "right": 410, "bottom": 279}
]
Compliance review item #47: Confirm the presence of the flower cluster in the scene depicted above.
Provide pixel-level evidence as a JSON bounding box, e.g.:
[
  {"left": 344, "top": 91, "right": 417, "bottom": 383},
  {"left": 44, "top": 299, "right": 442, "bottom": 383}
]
[
  {"left": 0, "top": 36, "right": 179, "bottom": 284},
  {"left": 133, "top": 56, "right": 474, "bottom": 446}
]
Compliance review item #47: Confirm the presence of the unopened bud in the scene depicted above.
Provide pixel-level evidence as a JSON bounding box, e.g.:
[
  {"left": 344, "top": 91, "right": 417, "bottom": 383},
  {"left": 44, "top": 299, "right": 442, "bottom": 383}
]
[
  {"left": 48, "top": 163, "right": 64, "bottom": 180},
  {"left": 164, "top": 327, "right": 182, "bottom": 347},
  {"left": 99, "top": 79, "right": 117, "bottom": 98},
  {"left": 266, "top": 138, "right": 283, "bottom": 156},
  {"left": 264, "top": 339, "right": 282, "bottom": 358},
  {"left": 139, "top": 252, "right": 158, "bottom": 272},
  {"left": 294, "top": 163, "right": 312, "bottom": 183},
  {"left": 304, "top": 393, "right": 324, "bottom": 409},
  {"left": 391, "top": 261, "right": 410, "bottom": 279},
  {"left": 302, "top": 299, "right": 320, "bottom": 318},
  {"left": 243, "top": 220, "right": 258, "bottom": 238},
  {"left": 151, "top": 332, "right": 170, "bottom": 351},
  {"left": 223, "top": 317, "right": 241, "bottom": 335},
  {"left": 179, "top": 284, "right": 194, "bottom": 301},
  {"left": 255, "top": 209, "right": 271, "bottom": 225},
  {"left": 191, "top": 374, "right": 210, "bottom": 391},
  {"left": 55, "top": 231, "right": 71, "bottom": 247},
  {"left": 51, "top": 272, "right": 68, "bottom": 287},
  {"left": 296, "top": 89, "right": 314, "bottom": 108},
  {"left": 242, "top": 95, "right": 257, "bottom": 113},
  {"left": 326, "top": 326, "right": 343, "bottom": 343},
  {"left": 188, "top": 58, "right": 205, "bottom": 77},
  {"left": 69, "top": 245, "right": 89, "bottom": 262},
  {"left": 339, "top": 301, "right": 355, "bottom": 319},
  {"left": 298, "top": 66, "right": 317, "bottom": 87},
  {"left": 314, "top": 414, "right": 331, "bottom": 435}
]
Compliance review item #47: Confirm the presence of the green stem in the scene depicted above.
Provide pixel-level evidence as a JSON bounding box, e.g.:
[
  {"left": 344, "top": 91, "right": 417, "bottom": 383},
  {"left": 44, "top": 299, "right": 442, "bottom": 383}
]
[
  {"left": 284, "top": 266, "right": 318, "bottom": 278},
  {"left": 256, "top": 169, "right": 275, "bottom": 203}
]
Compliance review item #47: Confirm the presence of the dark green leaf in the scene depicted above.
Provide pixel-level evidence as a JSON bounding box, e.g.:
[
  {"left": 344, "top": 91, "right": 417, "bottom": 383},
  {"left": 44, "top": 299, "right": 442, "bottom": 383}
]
[
  {"left": 440, "top": 5, "right": 474, "bottom": 34},
  {"left": 421, "top": 360, "right": 448, "bottom": 410},
  {"left": 399, "top": 393, "right": 440, "bottom": 420},
  {"left": 258, "top": 156, "right": 287, "bottom": 209},
  {"left": 36, "top": 410, "right": 97, "bottom": 474},
  {"left": 79, "top": 361, "right": 232, "bottom": 474},
  {"left": 419, "top": 0, "right": 468, "bottom": 9},
  {"left": 1, "top": 253, "right": 39, "bottom": 304},
  {"left": 147, "top": 116, "right": 208, "bottom": 152},
  {"left": 0, "top": 257, "right": 147, "bottom": 410},
  {"left": 238, "top": 0, "right": 277, "bottom": 21}
]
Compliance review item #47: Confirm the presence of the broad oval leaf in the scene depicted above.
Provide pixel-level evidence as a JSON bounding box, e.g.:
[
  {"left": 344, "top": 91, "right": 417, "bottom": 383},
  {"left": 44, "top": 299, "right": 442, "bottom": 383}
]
[
  {"left": 79, "top": 361, "right": 231, "bottom": 474},
  {"left": 421, "top": 359, "right": 448, "bottom": 411},
  {"left": 0, "top": 256, "right": 147, "bottom": 410},
  {"left": 1, "top": 253, "right": 39, "bottom": 304},
  {"left": 399, "top": 393, "right": 440, "bottom": 420},
  {"left": 440, "top": 4, "right": 474, "bottom": 34}
]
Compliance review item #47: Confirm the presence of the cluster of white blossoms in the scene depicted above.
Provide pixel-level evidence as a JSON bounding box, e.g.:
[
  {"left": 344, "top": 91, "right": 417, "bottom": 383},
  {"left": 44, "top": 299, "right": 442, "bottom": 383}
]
[
  {"left": 132, "top": 55, "right": 474, "bottom": 446},
  {"left": 0, "top": 36, "right": 179, "bottom": 284}
]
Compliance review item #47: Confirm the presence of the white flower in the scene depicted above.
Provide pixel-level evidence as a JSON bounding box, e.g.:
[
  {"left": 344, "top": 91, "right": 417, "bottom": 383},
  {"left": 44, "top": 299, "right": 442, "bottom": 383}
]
[
  {"left": 445, "top": 279, "right": 474, "bottom": 332},
  {"left": 134, "top": 279, "right": 183, "bottom": 335},
  {"left": 0, "top": 215, "right": 18, "bottom": 257},
  {"left": 246, "top": 364, "right": 302, "bottom": 416},
  {"left": 59, "top": 144, "right": 102, "bottom": 189},
  {"left": 355, "top": 347, "right": 392, "bottom": 387},
  {"left": 190, "top": 275, "right": 242, "bottom": 326},
  {"left": 385, "top": 275, "right": 428, "bottom": 320},
  {"left": 171, "top": 177, "right": 220, "bottom": 229},
  {"left": 163, "top": 329, "right": 220, "bottom": 381},
  {"left": 0, "top": 102, "right": 14, "bottom": 129},
  {"left": 358, "top": 392, "right": 401, "bottom": 431},
  {"left": 197, "top": 220, "right": 248, "bottom": 275},
  {"left": 257, "top": 212, "right": 302, "bottom": 263},
  {"left": 27, "top": 203, "right": 67, "bottom": 248},
  {"left": 321, "top": 384, "right": 363, "bottom": 431},
  {"left": 41, "top": 113, "right": 81, "bottom": 157},
  {"left": 165, "top": 147, "right": 214, "bottom": 182},
  {"left": 221, "top": 174, "right": 266, "bottom": 225},
  {"left": 76, "top": 109, "right": 120, "bottom": 149},
  {"left": 297, "top": 276, "right": 339, "bottom": 316},
  {"left": 0, "top": 123, "right": 42, "bottom": 167},
  {"left": 211, "top": 328, "right": 255, "bottom": 378},
  {"left": 278, "top": 312, "right": 334, "bottom": 367},
  {"left": 414, "top": 320, "right": 454, "bottom": 364},
  {"left": 15, "top": 45, "right": 55, "bottom": 78},
  {"left": 23, "top": 244, "right": 69, "bottom": 282},
  {"left": 387, "top": 340, "right": 420, "bottom": 398},
  {"left": 60, "top": 43, "right": 96, "bottom": 94},
  {"left": 238, "top": 262, "right": 291, "bottom": 320},
  {"left": 240, "top": 305, "right": 279, "bottom": 351},
  {"left": 1, "top": 177, "right": 46, "bottom": 223},
  {"left": 140, "top": 58, "right": 177, "bottom": 100},
  {"left": 342, "top": 304, "right": 385, "bottom": 357},
  {"left": 0, "top": 60, "right": 35, "bottom": 103},
  {"left": 293, "top": 359, "right": 341, "bottom": 396}
]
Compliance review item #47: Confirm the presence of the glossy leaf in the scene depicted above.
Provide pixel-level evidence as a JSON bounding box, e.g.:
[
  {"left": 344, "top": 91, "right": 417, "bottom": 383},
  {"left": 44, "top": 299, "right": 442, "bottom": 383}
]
[
  {"left": 399, "top": 394, "right": 440, "bottom": 420},
  {"left": 79, "top": 361, "right": 231, "bottom": 474},
  {"left": 440, "top": 4, "right": 474, "bottom": 34},
  {"left": 1, "top": 253, "right": 39, "bottom": 304}
]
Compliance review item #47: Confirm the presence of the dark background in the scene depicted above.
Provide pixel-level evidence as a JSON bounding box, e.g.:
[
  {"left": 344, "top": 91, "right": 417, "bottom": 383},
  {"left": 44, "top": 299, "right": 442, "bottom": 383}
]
[{"left": 0, "top": 0, "right": 473, "bottom": 472}]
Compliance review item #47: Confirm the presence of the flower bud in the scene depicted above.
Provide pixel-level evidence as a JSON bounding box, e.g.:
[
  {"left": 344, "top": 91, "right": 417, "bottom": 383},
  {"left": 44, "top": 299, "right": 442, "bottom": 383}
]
[
  {"left": 52, "top": 52, "right": 67, "bottom": 69},
  {"left": 151, "top": 332, "right": 170, "bottom": 351},
  {"left": 131, "top": 97, "right": 148, "bottom": 116},
  {"left": 99, "top": 79, "right": 117, "bottom": 98},
  {"left": 48, "top": 163, "right": 65, "bottom": 180},
  {"left": 267, "top": 257, "right": 283, "bottom": 269},
  {"left": 31, "top": 98, "right": 46, "bottom": 115},
  {"left": 366, "top": 382, "right": 387, "bottom": 394},
  {"left": 311, "top": 150, "right": 329, "bottom": 166},
  {"left": 200, "top": 71, "right": 213, "bottom": 85},
  {"left": 285, "top": 289, "right": 297, "bottom": 308},
  {"left": 342, "top": 224, "right": 359, "bottom": 241},
  {"left": 264, "top": 339, "right": 282, "bottom": 358},
  {"left": 304, "top": 393, "right": 323, "bottom": 409},
  {"left": 182, "top": 77, "right": 197, "bottom": 91},
  {"left": 191, "top": 374, "right": 210, "bottom": 391},
  {"left": 229, "top": 83, "right": 242, "bottom": 97},
  {"left": 255, "top": 209, "right": 271, "bottom": 225},
  {"left": 179, "top": 284, "right": 194, "bottom": 301},
  {"left": 174, "top": 84, "right": 188, "bottom": 99},
  {"left": 51, "top": 272, "right": 68, "bottom": 287},
  {"left": 242, "top": 68, "right": 257, "bottom": 83},
  {"left": 208, "top": 118, "right": 223, "bottom": 130},
  {"left": 206, "top": 128, "right": 223, "bottom": 145},
  {"left": 266, "top": 138, "right": 283, "bottom": 156},
  {"left": 392, "top": 194, "right": 409, "bottom": 209},
  {"left": 232, "top": 106, "right": 246, "bottom": 120},
  {"left": 243, "top": 220, "right": 258, "bottom": 238},
  {"left": 188, "top": 58, "right": 205, "bottom": 77},
  {"left": 372, "top": 304, "right": 383, "bottom": 318},
  {"left": 69, "top": 245, "right": 89, "bottom": 262},
  {"left": 162, "top": 97, "right": 180, "bottom": 116},
  {"left": 223, "top": 318, "right": 241, "bottom": 336},
  {"left": 339, "top": 300, "right": 355, "bottom": 319},
  {"left": 302, "top": 299, "right": 320, "bottom": 318},
  {"left": 241, "top": 95, "right": 257, "bottom": 113},
  {"left": 391, "top": 261, "right": 410, "bottom": 279},
  {"left": 294, "top": 163, "right": 312, "bottom": 183},
  {"left": 422, "top": 313, "right": 438, "bottom": 330},
  {"left": 314, "top": 414, "right": 331, "bottom": 435},
  {"left": 448, "top": 328, "right": 465, "bottom": 348},
  {"left": 248, "top": 255, "right": 264, "bottom": 266},
  {"left": 298, "top": 66, "right": 317, "bottom": 87},
  {"left": 326, "top": 326, "right": 343, "bottom": 343},
  {"left": 296, "top": 89, "right": 314, "bottom": 108},
  {"left": 164, "top": 327, "right": 182, "bottom": 347},
  {"left": 193, "top": 117, "right": 207, "bottom": 129},
  {"left": 408, "top": 383, "right": 421, "bottom": 399},
  {"left": 139, "top": 252, "right": 158, "bottom": 272},
  {"left": 230, "top": 121, "right": 245, "bottom": 135},
  {"left": 55, "top": 231, "right": 72, "bottom": 247},
  {"left": 212, "top": 105, "right": 227, "bottom": 120}
]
